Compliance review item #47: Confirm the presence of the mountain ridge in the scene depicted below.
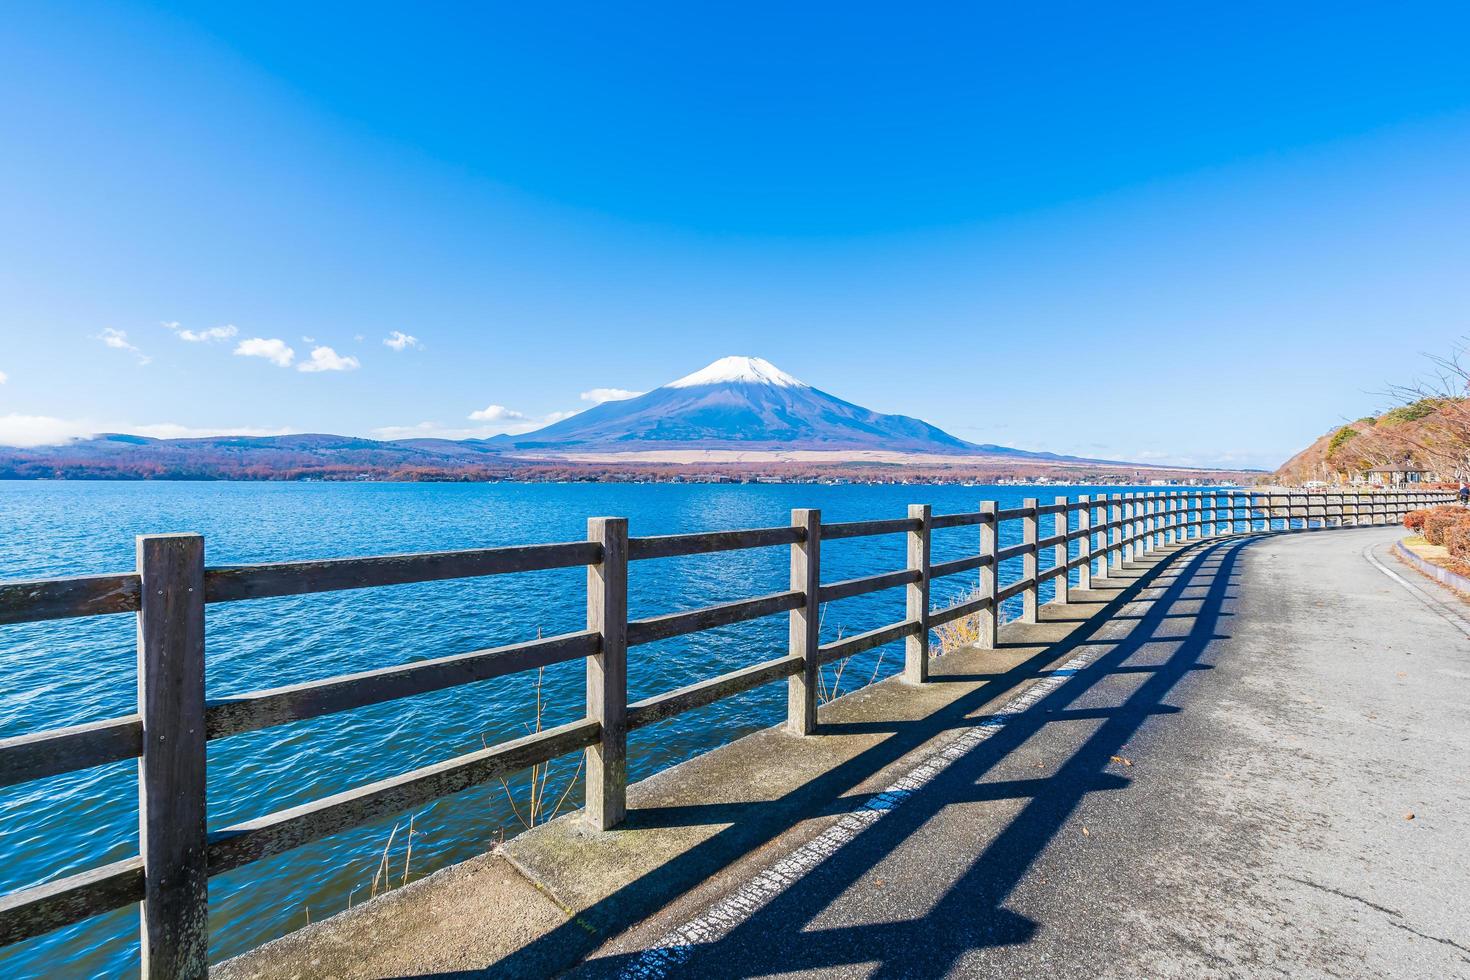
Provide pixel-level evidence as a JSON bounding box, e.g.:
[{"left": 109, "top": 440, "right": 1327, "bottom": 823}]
[{"left": 0, "top": 356, "right": 1160, "bottom": 478}]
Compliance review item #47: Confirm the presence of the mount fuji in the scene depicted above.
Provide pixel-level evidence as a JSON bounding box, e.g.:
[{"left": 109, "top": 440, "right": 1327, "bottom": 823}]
[
  {"left": 497, "top": 355, "right": 1085, "bottom": 461},
  {"left": 0, "top": 356, "right": 1135, "bottom": 479}
]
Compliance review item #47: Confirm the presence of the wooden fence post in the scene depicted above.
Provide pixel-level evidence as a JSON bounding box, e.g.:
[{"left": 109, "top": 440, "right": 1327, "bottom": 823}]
[
  {"left": 787, "top": 509, "right": 820, "bottom": 735},
  {"left": 977, "top": 501, "right": 998, "bottom": 647},
  {"left": 586, "top": 517, "right": 628, "bottom": 831},
  {"left": 1053, "top": 495, "right": 1070, "bottom": 605},
  {"left": 1076, "top": 495, "right": 1092, "bottom": 590},
  {"left": 136, "top": 533, "right": 208, "bottom": 980},
  {"left": 1121, "top": 495, "right": 1134, "bottom": 564},
  {"left": 1021, "top": 498, "right": 1038, "bottom": 623},
  {"left": 904, "top": 504, "right": 931, "bottom": 684},
  {"left": 1110, "top": 494, "right": 1123, "bottom": 569},
  {"left": 1140, "top": 493, "right": 1152, "bottom": 555}
]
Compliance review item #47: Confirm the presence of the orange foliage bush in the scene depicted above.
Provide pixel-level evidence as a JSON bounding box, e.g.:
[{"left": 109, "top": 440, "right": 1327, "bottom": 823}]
[
  {"left": 1404, "top": 509, "right": 1430, "bottom": 532},
  {"left": 1422, "top": 506, "right": 1470, "bottom": 547},
  {"left": 1444, "top": 522, "right": 1470, "bottom": 561}
]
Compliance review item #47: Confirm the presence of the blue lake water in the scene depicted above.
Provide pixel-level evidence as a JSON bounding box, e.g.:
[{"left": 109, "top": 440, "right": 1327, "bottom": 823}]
[{"left": 0, "top": 480, "right": 1189, "bottom": 976}]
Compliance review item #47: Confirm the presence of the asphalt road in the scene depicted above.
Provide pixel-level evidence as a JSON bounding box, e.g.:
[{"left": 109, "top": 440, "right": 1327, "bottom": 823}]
[{"left": 575, "top": 528, "right": 1470, "bottom": 979}]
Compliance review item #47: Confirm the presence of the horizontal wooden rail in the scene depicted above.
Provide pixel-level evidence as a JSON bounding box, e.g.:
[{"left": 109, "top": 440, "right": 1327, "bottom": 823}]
[
  {"left": 627, "top": 589, "right": 804, "bottom": 646},
  {"left": 0, "top": 572, "right": 140, "bottom": 625},
  {"left": 1036, "top": 532, "right": 1068, "bottom": 550},
  {"left": 930, "top": 553, "right": 991, "bottom": 579},
  {"left": 0, "top": 714, "right": 143, "bottom": 788},
  {"left": 996, "top": 577, "right": 1032, "bottom": 604},
  {"left": 0, "top": 857, "right": 145, "bottom": 948},
  {"left": 205, "top": 630, "right": 600, "bottom": 741},
  {"left": 627, "top": 654, "right": 803, "bottom": 730},
  {"left": 821, "top": 516, "right": 921, "bottom": 540},
  {"left": 205, "top": 541, "right": 601, "bottom": 603},
  {"left": 818, "top": 568, "right": 920, "bottom": 603},
  {"left": 995, "top": 542, "right": 1033, "bottom": 563},
  {"left": 930, "top": 511, "right": 992, "bottom": 530},
  {"left": 818, "top": 617, "right": 921, "bottom": 665},
  {"left": 628, "top": 526, "right": 803, "bottom": 561},
  {"left": 207, "top": 718, "right": 599, "bottom": 875},
  {"left": 929, "top": 592, "right": 994, "bottom": 628}
]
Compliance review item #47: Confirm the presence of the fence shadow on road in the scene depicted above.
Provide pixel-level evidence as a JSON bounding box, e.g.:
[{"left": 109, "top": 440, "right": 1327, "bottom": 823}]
[{"left": 439, "top": 534, "right": 1259, "bottom": 978}]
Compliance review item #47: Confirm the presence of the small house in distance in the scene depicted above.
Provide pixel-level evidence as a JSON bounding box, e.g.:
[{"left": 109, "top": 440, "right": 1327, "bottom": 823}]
[{"left": 1364, "top": 465, "right": 1436, "bottom": 486}]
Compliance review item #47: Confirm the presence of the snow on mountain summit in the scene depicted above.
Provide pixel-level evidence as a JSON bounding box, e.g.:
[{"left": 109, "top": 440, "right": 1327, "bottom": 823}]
[{"left": 664, "top": 356, "right": 808, "bottom": 389}]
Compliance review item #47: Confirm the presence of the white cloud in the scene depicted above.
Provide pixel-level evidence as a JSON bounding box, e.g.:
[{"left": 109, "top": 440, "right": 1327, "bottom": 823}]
[
  {"left": 0, "top": 414, "right": 292, "bottom": 448},
  {"left": 302, "top": 335, "right": 316, "bottom": 343},
  {"left": 233, "top": 337, "right": 296, "bottom": 367},
  {"left": 383, "top": 330, "right": 420, "bottom": 351},
  {"left": 580, "top": 387, "right": 643, "bottom": 405},
  {"left": 95, "top": 328, "right": 151, "bottom": 364},
  {"left": 0, "top": 414, "right": 95, "bottom": 446},
  {"left": 468, "top": 404, "right": 527, "bottom": 422},
  {"left": 0, "top": 370, "right": 7, "bottom": 384},
  {"left": 165, "top": 321, "right": 238, "bottom": 343},
  {"left": 297, "top": 346, "right": 361, "bottom": 373}
]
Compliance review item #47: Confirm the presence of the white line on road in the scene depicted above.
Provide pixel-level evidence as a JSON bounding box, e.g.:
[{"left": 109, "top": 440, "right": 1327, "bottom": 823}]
[
  {"left": 614, "top": 583, "right": 1159, "bottom": 978},
  {"left": 1362, "top": 543, "right": 1470, "bottom": 639}
]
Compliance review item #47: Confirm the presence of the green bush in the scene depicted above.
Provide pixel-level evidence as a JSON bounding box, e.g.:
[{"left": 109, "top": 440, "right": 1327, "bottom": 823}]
[{"left": 1327, "top": 426, "right": 1359, "bottom": 456}]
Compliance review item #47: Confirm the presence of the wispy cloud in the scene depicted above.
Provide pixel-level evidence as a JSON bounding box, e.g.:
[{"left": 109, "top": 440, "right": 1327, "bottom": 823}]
[
  {"left": 383, "top": 330, "right": 420, "bottom": 351},
  {"left": 297, "top": 346, "right": 361, "bottom": 372},
  {"left": 165, "top": 321, "right": 238, "bottom": 343},
  {"left": 233, "top": 337, "right": 296, "bottom": 367},
  {"left": 374, "top": 405, "right": 578, "bottom": 441},
  {"left": 580, "top": 387, "right": 643, "bottom": 405},
  {"left": 0, "top": 413, "right": 292, "bottom": 448},
  {"left": 95, "top": 328, "right": 151, "bottom": 365},
  {"left": 0, "top": 369, "right": 7, "bottom": 384}
]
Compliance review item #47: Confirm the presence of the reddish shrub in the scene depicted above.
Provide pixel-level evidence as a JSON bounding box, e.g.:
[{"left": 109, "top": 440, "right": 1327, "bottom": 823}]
[
  {"left": 1445, "top": 523, "right": 1470, "bottom": 560},
  {"left": 1423, "top": 506, "right": 1470, "bottom": 546},
  {"left": 1404, "top": 508, "right": 1431, "bottom": 532}
]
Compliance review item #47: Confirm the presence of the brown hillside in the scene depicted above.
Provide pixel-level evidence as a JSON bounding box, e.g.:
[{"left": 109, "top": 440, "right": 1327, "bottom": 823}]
[{"left": 1274, "top": 398, "right": 1468, "bottom": 484}]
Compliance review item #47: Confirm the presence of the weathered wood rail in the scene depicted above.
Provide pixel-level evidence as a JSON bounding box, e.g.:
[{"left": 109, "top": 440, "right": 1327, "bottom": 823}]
[{"left": 0, "top": 487, "right": 1450, "bottom": 976}]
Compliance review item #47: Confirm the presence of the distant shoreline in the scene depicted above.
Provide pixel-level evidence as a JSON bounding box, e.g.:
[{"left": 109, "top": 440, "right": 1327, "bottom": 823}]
[{"left": 0, "top": 456, "right": 1258, "bottom": 486}]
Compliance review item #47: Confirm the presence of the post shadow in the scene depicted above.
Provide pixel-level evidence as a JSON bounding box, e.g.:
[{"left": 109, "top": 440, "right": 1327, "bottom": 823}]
[
  {"left": 572, "top": 535, "right": 1252, "bottom": 978},
  {"left": 430, "top": 535, "right": 1255, "bottom": 978}
]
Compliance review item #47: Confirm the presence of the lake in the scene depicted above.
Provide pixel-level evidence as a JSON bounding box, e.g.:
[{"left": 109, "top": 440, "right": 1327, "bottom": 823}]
[{"left": 0, "top": 480, "right": 1186, "bottom": 976}]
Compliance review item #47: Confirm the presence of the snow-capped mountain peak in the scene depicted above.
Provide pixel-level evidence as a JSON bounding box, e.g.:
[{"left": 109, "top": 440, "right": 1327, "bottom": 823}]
[{"left": 663, "top": 355, "right": 808, "bottom": 389}]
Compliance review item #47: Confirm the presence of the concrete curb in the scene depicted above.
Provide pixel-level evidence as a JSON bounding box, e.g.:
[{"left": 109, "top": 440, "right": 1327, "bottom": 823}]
[{"left": 1393, "top": 539, "right": 1470, "bottom": 594}]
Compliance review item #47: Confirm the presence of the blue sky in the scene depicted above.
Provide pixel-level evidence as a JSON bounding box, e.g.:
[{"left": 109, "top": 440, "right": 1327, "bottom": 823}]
[{"left": 2, "top": 2, "right": 1469, "bottom": 468}]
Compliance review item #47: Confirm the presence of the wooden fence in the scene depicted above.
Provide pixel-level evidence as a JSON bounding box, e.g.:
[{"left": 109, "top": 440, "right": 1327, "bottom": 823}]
[{"left": 0, "top": 488, "right": 1451, "bottom": 977}]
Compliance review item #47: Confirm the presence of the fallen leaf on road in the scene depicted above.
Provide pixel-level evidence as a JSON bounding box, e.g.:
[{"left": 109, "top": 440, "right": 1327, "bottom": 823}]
[
  {"left": 1111, "top": 755, "right": 1134, "bottom": 767},
  {"left": 1082, "top": 826, "right": 1091, "bottom": 837},
  {"left": 1404, "top": 812, "right": 1415, "bottom": 821}
]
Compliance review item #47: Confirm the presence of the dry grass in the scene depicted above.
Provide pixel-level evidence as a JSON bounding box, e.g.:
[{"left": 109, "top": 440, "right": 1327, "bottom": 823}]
[
  {"left": 815, "top": 604, "right": 891, "bottom": 705},
  {"left": 495, "top": 664, "right": 586, "bottom": 831},
  {"left": 932, "top": 583, "right": 988, "bottom": 655}
]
